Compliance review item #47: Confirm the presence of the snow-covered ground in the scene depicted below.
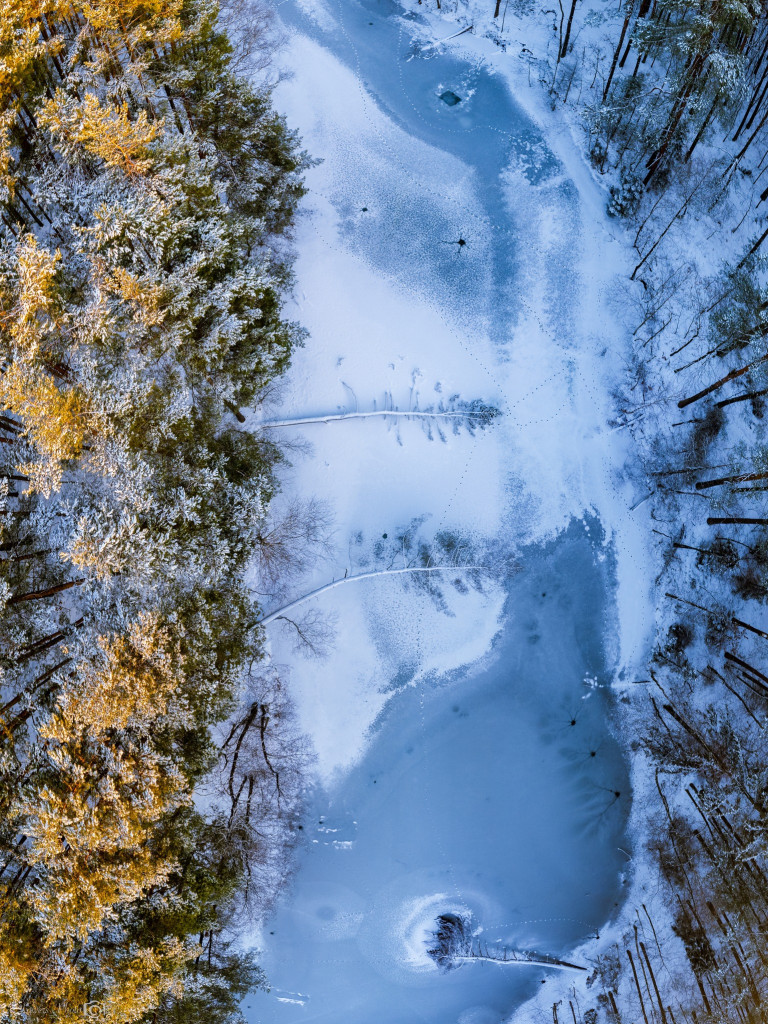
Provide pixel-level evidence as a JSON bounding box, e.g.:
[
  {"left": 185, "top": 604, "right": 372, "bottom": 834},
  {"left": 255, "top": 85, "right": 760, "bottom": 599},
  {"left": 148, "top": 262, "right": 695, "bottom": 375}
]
[{"left": 245, "top": 0, "right": 657, "bottom": 1018}]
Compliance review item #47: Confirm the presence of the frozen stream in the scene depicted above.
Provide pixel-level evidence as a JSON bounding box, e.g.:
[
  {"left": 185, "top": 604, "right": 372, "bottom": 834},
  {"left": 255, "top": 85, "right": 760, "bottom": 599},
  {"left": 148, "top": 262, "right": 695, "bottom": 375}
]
[{"left": 246, "top": 0, "right": 637, "bottom": 1019}]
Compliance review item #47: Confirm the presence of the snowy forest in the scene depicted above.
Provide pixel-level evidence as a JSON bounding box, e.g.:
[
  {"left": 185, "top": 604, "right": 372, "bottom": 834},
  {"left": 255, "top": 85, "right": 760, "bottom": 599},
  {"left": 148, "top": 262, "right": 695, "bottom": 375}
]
[
  {"left": 4, "top": 0, "right": 768, "bottom": 1023},
  {"left": 0, "top": 2, "right": 309, "bottom": 1021},
  {"left": 540, "top": 0, "right": 768, "bottom": 1019}
]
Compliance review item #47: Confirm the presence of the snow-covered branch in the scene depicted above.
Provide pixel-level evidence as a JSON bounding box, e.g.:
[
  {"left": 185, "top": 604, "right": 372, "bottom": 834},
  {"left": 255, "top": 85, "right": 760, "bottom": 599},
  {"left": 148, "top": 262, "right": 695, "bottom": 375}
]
[
  {"left": 256, "top": 564, "right": 486, "bottom": 626},
  {"left": 262, "top": 410, "right": 470, "bottom": 426},
  {"left": 427, "top": 913, "right": 586, "bottom": 975},
  {"left": 257, "top": 397, "right": 500, "bottom": 439}
]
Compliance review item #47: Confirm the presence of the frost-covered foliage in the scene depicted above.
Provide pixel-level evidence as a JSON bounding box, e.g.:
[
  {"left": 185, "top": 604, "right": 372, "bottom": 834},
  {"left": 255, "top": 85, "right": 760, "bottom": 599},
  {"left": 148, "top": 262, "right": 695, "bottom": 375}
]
[
  {"left": 473, "top": 0, "right": 768, "bottom": 1014},
  {"left": 585, "top": 0, "right": 765, "bottom": 187},
  {"left": 0, "top": 3, "right": 309, "bottom": 1022},
  {"left": 426, "top": 911, "right": 587, "bottom": 975},
  {"left": 607, "top": 171, "right": 643, "bottom": 219},
  {"left": 398, "top": 0, "right": 768, "bottom": 1011},
  {"left": 583, "top": 51, "right": 768, "bottom": 1024},
  {"left": 598, "top": 245, "right": 768, "bottom": 1024}
]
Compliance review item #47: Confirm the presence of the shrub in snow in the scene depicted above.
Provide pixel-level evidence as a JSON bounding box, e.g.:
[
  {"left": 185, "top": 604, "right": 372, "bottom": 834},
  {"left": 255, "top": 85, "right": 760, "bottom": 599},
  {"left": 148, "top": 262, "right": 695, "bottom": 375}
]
[
  {"left": 688, "top": 404, "right": 725, "bottom": 462},
  {"left": 733, "top": 564, "right": 768, "bottom": 602},
  {"left": 607, "top": 172, "right": 644, "bottom": 219},
  {"left": 697, "top": 536, "right": 740, "bottom": 574},
  {"left": 589, "top": 138, "right": 608, "bottom": 170},
  {"left": 705, "top": 606, "right": 732, "bottom": 648},
  {"left": 664, "top": 620, "right": 695, "bottom": 657},
  {"left": 672, "top": 905, "right": 716, "bottom": 976}
]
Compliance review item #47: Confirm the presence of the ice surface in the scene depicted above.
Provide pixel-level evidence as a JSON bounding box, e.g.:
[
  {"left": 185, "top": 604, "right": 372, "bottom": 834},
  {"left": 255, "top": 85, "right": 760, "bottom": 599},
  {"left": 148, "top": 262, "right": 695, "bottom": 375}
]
[
  {"left": 247, "top": 523, "right": 629, "bottom": 1023},
  {"left": 244, "top": 0, "right": 657, "bottom": 1016},
  {"left": 277, "top": 0, "right": 548, "bottom": 346}
]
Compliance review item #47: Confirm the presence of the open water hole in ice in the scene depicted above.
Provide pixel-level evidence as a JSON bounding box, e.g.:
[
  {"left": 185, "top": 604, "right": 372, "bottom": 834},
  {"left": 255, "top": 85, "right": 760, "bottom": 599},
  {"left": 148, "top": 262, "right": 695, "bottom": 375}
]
[{"left": 247, "top": 521, "right": 629, "bottom": 1023}]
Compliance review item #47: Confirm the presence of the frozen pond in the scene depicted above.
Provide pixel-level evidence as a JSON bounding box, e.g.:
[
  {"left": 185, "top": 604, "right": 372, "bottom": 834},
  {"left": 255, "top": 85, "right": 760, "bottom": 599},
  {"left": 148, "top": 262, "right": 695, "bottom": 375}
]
[
  {"left": 247, "top": 0, "right": 634, "bottom": 1017},
  {"left": 277, "top": 0, "right": 569, "bottom": 346},
  {"left": 247, "top": 521, "right": 629, "bottom": 1023}
]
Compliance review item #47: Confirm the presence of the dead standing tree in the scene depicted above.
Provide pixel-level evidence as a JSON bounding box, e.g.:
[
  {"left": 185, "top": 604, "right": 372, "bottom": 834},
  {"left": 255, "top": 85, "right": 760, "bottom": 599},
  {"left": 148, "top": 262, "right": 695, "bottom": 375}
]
[{"left": 211, "top": 666, "right": 313, "bottom": 920}]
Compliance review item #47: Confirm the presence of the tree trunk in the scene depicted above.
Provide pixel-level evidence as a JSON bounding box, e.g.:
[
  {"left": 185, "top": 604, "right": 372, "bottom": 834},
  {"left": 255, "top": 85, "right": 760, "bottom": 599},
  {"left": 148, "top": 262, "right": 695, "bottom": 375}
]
[
  {"left": 733, "top": 61, "right": 768, "bottom": 141},
  {"left": 0, "top": 537, "right": 30, "bottom": 553},
  {"left": 632, "top": 167, "right": 709, "bottom": 279},
  {"left": 17, "top": 617, "right": 82, "bottom": 662},
  {"left": 685, "top": 94, "right": 720, "bottom": 162},
  {"left": 626, "top": 949, "right": 650, "bottom": 1024},
  {"left": 0, "top": 416, "right": 21, "bottom": 434},
  {"left": 717, "top": 386, "right": 768, "bottom": 408},
  {"left": 733, "top": 93, "right": 768, "bottom": 165},
  {"left": 724, "top": 651, "right": 768, "bottom": 684},
  {"left": 11, "top": 549, "right": 52, "bottom": 564},
  {"left": 603, "top": 4, "right": 635, "bottom": 102},
  {"left": 732, "top": 616, "right": 768, "bottom": 640},
  {"left": 0, "top": 658, "right": 72, "bottom": 719},
  {"left": 619, "top": 0, "right": 652, "bottom": 67},
  {"left": 8, "top": 578, "right": 85, "bottom": 605},
  {"left": 678, "top": 352, "right": 768, "bottom": 408},
  {"left": 257, "top": 564, "right": 486, "bottom": 626},
  {"left": 224, "top": 400, "right": 246, "bottom": 423},
  {"left": 260, "top": 409, "right": 484, "bottom": 427},
  {"left": 673, "top": 542, "right": 720, "bottom": 555},
  {"left": 707, "top": 516, "right": 768, "bottom": 525},
  {"left": 696, "top": 470, "right": 768, "bottom": 489},
  {"left": 745, "top": 222, "right": 768, "bottom": 262},
  {"left": 644, "top": 60, "right": 702, "bottom": 184},
  {"left": 561, "top": 0, "right": 580, "bottom": 57},
  {"left": 640, "top": 942, "right": 667, "bottom": 1024}
]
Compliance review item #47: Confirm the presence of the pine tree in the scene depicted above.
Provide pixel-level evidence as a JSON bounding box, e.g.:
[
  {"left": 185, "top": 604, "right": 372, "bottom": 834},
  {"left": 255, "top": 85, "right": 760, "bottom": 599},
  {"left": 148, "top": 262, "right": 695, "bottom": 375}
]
[{"left": 0, "top": 1, "right": 309, "bottom": 1020}]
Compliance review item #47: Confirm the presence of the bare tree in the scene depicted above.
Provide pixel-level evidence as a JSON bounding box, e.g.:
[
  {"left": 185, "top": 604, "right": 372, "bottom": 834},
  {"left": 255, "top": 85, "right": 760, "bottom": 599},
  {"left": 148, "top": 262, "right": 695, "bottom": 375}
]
[
  {"left": 217, "top": 0, "right": 287, "bottom": 79},
  {"left": 252, "top": 497, "right": 334, "bottom": 602},
  {"left": 254, "top": 520, "right": 515, "bottom": 655},
  {"left": 208, "top": 665, "right": 313, "bottom": 922}
]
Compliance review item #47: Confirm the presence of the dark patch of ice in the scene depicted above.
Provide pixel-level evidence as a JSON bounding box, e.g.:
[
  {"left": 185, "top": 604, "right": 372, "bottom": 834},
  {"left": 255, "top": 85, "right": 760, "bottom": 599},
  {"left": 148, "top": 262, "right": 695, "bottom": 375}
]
[{"left": 440, "top": 90, "right": 461, "bottom": 106}]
